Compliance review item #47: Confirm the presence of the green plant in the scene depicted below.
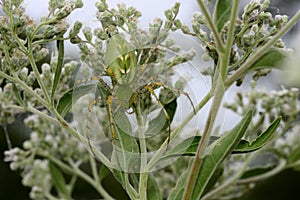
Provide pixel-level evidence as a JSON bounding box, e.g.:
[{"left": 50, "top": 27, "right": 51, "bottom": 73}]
[{"left": 1, "top": 0, "right": 300, "bottom": 199}]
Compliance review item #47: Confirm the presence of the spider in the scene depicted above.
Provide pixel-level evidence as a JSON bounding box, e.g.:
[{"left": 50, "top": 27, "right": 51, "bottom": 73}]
[{"left": 77, "top": 31, "right": 196, "bottom": 154}]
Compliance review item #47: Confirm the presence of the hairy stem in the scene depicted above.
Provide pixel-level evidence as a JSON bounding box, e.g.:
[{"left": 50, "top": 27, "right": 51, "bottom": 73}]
[
  {"left": 183, "top": 1, "right": 240, "bottom": 199},
  {"left": 183, "top": 75, "right": 224, "bottom": 200},
  {"left": 197, "top": 0, "right": 225, "bottom": 53},
  {"left": 136, "top": 107, "right": 148, "bottom": 200}
]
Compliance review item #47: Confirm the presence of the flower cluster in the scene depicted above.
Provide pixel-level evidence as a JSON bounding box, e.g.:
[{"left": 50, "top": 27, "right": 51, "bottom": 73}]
[
  {"left": 4, "top": 113, "right": 89, "bottom": 198},
  {"left": 0, "top": 60, "right": 78, "bottom": 124},
  {"left": 225, "top": 81, "right": 299, "bottom": 123},
  {"left": 185, "top": 0, "right": 291, "bottom": 84},
  {"left": 0, "top": 0, "right": 83, "bottom": 124},
  {"left": 275, "top": 124, "right": 300, "bottom": 158}
]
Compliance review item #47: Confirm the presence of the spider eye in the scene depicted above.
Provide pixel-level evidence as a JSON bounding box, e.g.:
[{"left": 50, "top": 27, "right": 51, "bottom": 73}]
[{"left": 119, "top": 67, "right": 131, "bottom": 74}]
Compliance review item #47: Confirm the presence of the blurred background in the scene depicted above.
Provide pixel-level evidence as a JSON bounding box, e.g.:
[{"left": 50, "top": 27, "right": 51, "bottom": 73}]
[{"left": 1, "top": 0, "right": 300, "bottom": 199}]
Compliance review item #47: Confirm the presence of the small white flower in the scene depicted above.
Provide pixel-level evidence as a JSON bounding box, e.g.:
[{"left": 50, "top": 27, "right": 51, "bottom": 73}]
[{"left": 30, "top": 131, "right": 39, "bottom": 142}]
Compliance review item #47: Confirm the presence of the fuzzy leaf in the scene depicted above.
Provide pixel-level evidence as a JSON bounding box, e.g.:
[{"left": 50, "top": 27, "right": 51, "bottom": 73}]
[
  {"left": 162, "top": 136, "right": 219, "bottom": 158},
  {"left": 249, "top": 48, "right": 290, "bottom": 71},
  {"left": 51, "top": 39, "right": 64, "bottom": 101},
  {"left": 214, "top": 0, "right": 232, "bottom": 32},
  {"left": 12, "top": 83, "right": 26, "bottom": 107},
  {"left": 168, "top": 159, "right": 193, "bottom": 200},
  {"left": 57, "top": 84, "right": 95, "bottom": 117},
  {"left": 146, "top": 89, "right": 177, "bottom": 136},
  {"left": 147, "top": 174, "right": 163, "bottom": 200},
  {"left": 234, "top": 117, "right": 281, "bottom": 153},
  {"left": 48, "top": 162, "right": 69, "bottom": 198},
  {"left": 202, "top": 165, "right": 224, "bottom": 196},
  {"left": 288, "top": 146, "right": 300, "bottom": 168},
  {"left": 168, "top": 109, "right": 253, "bottom": 199},
  {"left": 162, "top": 117, "right": 280, "bottom": 159},
  {"left": 240, "top": 165, "right": 276, "bottom": 179},
  {"left": 192, "top": 109, "right": 253, "bottom": 199},
  {"left": 111, "top": 109, "right": 140, "bottom": 172}
]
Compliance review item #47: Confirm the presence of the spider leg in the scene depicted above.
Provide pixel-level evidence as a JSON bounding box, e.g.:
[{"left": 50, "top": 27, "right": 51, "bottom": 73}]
[
  {"left": 106, "top": 95, "right": 116, "bottom": 140},
  {"left": 87, "top": 98, "right": 102, "bottom": 157},
  {"left": 75, "top": 76, "right": 110, "bottom": 90},
  {"left": 79, "top": 76, "right": 116, "bottom": 153},
  {"left": 179, "top": 90, "right": 196, "bottom": 115},
  {"left": 144, "top": 85, "right": 171, "bottom": 144},
  {"left": 150, "top": 82, "right": 196, "bottom": 114}
]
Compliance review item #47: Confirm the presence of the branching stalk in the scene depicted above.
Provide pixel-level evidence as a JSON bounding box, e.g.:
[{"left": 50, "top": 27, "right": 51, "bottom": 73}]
[
  {"left": 197, "top": 0, "right": 225, "bottom": 53},
  {"left": 226, "top": 9, "right": 300, "bottom": 87},
  {"left": 45, "top": 155, "right": 114, "bottom": 200},
  {"left": 136, "top": 107, "right": 148, "bottom": 200}
]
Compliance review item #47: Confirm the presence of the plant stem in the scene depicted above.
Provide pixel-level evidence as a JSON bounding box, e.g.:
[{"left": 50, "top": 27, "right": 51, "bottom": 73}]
[
  {"left": 197, "top": 0, "right": 225, "bottom": 53},
  {"left": 183, "top": 1, "right": 240, "bottom": 199},
  {"left": 146, "top": 91, "right": 212, "bottom": 170},
  {"left": 183, "top": 75, "right": 224, "bottom": 200},
  {"left": 136, "top": 107, "right": 148, "bottom": 200},
  {"left": 89, "top": 155, "right": 100, "bottom": 184},
  {"left": 46, "top": 155, "right": 114, "bottom": 200},
  {"left": 3, "top": 105, "right": 59, "bottom": 124},
  {"left": 26, "top": 42, "right": 52, "bottom": 104},
  {"left": 50, "top": 108, "right": 113, "bottom": 168},
  {"left": 221, "top": 0, "right": 240, "bottom": 79}
]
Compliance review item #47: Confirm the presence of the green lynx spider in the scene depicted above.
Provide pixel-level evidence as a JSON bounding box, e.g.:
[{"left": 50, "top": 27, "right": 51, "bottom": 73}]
[{"left": 78, "top": 30, "right": 196, "bottom": 156}]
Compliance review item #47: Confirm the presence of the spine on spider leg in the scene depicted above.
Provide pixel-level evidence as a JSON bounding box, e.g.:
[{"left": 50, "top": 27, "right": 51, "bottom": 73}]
[
  {"left": 106, "top": 95, "right": 116, "bottom": 140},
  {"left": 95, "top": 78, "right": 115, "bottom": 140},
  {"left": 144, "top": 85, "right": 172, "bottom": 145},
  {"left": 86, "top": 99, "right": 102, "bottom": 158}
]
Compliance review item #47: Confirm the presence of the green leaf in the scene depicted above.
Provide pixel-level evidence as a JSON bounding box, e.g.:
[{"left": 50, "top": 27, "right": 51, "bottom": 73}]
[
  {"left": 192, "top": 109, "right": 252, "bottom": 199},
  {"left": 162, "top": 117, "right": 280, "bottom": 159},
  {"left": 249, "top": 48, "right": 290, "bottom": 71},
  {"left": 12, "top": 83, "right": 26, "bottom": 107},
  {"left": 234, "top": 117, "right": 281, "bottom": 153},
  {"left": 288, "top": 146, "right": 300, "bottom": 168},
  {"left": 202, "top": 165, "right": 224, "bottom": 196},
  {"left": 168, "top": 109, "right": 253, "bottom": 199},
  {"left": 56, "top": 84, "right": 95, "bottom": 117},
  {"left": 147, "top": 174, "right": 163, "bottom": 200},
  {"left": 48, "top": 161, "right": 69, "bottom": 198},
  {"left": 111, "top": 109, "right": 140, "bottom": 172},
  {"left": 56, "top": 89, "right": 72, "bottom": 117},
  {"left": 146, "top": 89, "right": 177, "bottom": 135},
  {"left": 240, "top": 151, "right": 278, "bottom": 179},
  {"left": 98, "top": 165, "right": 110, "bottom": 181},
  {"left": 240, "top": 165, "right": 276, "bottom": 179},
  {"left": 162, "top": 136, "right": 219, "bottom": 158},
  {"left": 111, "top": 168, "right": 126, "bottom": 187},
  {"left": 51, "top": 39, "right": 64, "bottom": 101},
  {"left": 213, "top": 0, "right": 232, "bottom": 32},
  {"left": 168, "top": 159, "right": 193, "bottom": 200}
]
